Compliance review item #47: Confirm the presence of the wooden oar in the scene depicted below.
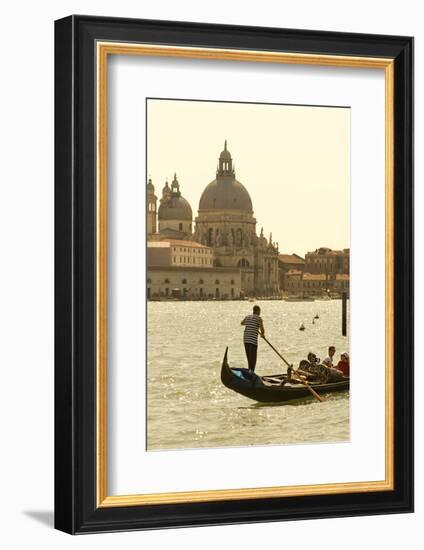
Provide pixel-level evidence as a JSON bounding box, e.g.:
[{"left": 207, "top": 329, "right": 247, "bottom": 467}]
[
  {"left": 262, "top": 336, "right": 324, "bottom": 403},
  {"left": 262, "top": 336, "right": 291, "bottom": 368},
  {"left": 291, "top": 373, "right": 324, "bottom": 402}
]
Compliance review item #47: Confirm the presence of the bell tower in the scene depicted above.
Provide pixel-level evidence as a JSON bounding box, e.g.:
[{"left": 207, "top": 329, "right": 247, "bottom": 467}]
[{"left": 147, "top": 178, "right": 157, "bottom": 235}]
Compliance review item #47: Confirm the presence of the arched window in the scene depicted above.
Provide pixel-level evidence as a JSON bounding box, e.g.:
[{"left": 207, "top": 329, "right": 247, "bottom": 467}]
[
  {"left": 147, "top": 278, "right": 151, "bottom": 284},
  {"left": 215, "top": 279, "right": 220, "bottom": 285},
  {"left": 199, "top": 279, "right": 204, "bottom": 284},
  {"left": 238, "top": 258, "right": 250, "bottom": 268},
  {"left": 164, "top": 278, "right": 170, "bottom": 284},
  {"left": 182, "top": 278, "right": 187, "bottom": 284},
  {"left": 208, "top": 228, "right": 213, "bottom": 245}
]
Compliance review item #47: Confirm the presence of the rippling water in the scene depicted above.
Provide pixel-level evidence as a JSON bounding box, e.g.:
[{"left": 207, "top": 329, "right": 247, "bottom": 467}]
[{"left": 147, "top": 300, "right": 350, "bottom": 450}]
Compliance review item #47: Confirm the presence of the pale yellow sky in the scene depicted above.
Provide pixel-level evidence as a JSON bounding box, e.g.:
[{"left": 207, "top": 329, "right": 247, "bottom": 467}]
[{"left": 147, "top": 99, "right": 350, "bottom": 256}]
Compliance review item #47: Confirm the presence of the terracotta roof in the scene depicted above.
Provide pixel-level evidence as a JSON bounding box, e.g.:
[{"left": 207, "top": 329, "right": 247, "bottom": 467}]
[{"left": 279, "top": 254, "right": 305, "bottom": 264}]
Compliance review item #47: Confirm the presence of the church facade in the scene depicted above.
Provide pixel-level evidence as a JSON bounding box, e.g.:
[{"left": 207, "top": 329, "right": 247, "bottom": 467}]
[{"left": 147, "top": 141, "right": 280, "bottom": 297}]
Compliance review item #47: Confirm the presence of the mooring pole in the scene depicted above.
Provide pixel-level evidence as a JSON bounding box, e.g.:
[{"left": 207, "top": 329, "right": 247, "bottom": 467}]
[{"left": 342, "top": 291, "right": 347, "bottom": 336}]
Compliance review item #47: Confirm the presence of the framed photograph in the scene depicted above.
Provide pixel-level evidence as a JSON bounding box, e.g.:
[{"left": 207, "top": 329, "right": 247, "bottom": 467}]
[{"left": 54, "top": 15, "right": 413, "bottom": 534}]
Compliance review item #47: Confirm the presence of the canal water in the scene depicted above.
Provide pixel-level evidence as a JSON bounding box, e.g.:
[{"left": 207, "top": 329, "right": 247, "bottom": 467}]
[{"left": 147, "top": 299, "right": 350, "bottom": 450}]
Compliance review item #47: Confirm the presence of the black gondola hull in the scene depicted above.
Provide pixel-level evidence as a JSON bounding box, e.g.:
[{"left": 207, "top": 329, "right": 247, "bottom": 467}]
[{"left": 221, "top": 347, "right": 349, "bottom": 403}]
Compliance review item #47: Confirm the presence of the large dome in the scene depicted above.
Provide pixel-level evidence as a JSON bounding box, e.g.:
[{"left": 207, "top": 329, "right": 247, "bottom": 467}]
[
  {"left": 158, "top": 196, "right": 192, "bottom": 220},
  {"left": 199, "top": 178, "right": 253, "bottom": 212},
  {"left": 198, "top": 141, "right": 253, "bottom": 212}
]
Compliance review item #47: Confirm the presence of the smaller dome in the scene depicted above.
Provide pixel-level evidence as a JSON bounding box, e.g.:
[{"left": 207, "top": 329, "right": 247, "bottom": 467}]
[{"left": 158, "top": 196, "right": 192, "bottom": 221}]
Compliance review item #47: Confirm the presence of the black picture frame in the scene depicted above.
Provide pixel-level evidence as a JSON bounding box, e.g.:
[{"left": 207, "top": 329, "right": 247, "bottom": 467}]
[{"left": 55, "top": 15, "right": 414, "bottom": 534}]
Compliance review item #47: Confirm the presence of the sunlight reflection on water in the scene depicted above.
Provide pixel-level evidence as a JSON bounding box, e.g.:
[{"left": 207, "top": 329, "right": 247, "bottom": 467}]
[{"left": 147, "top": 300, "right": 349, "bottom": 450}]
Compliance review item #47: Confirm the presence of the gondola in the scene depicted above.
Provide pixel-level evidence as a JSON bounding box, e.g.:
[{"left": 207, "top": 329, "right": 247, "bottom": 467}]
[{"left": 221, "top": 348, "right": 349, "bottom": 403}]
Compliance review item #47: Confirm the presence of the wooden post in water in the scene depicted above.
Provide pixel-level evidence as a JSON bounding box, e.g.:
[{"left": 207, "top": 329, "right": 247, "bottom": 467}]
[{"left": 342, "top": 291, "right": 347, "bottom": 336}]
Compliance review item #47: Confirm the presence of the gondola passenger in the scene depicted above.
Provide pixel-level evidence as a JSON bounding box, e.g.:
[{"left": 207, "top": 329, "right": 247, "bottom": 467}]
[
  {"left": 336, "top": 352, "right": 350, "bottom": 377},
  {"left": 322, "top": 345, "right": 336, "bottom": 367},
  {"left": 241, "top": 305, "right": 265, "bottom": 372}
]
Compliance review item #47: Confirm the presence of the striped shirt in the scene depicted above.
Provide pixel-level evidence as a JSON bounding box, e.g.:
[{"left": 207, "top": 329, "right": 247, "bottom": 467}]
[{"left": 243, "top": 314, "right": 262, "bottom": 345}]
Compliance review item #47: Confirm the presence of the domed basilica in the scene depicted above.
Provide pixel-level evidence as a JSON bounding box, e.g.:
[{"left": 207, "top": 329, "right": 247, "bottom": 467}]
[{"left": 147, "top": 141, "right": 280, "bottom": 297}]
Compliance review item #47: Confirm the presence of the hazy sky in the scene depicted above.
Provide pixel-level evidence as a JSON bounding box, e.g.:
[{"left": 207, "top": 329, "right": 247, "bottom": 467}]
[{"left": 147, "top": 99, "right": 350, "bottom": 256}]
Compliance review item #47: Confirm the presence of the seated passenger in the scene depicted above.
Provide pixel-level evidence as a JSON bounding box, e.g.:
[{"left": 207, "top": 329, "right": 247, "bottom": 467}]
[
  {"left": 336, "top": 352, "right": 350, "bottom": 377},
  {"left": 323, "top": 346, "right": 336, "bottom": 367},
  {"left": 297, "top": 353, "right": 326, "bottom": 383}
]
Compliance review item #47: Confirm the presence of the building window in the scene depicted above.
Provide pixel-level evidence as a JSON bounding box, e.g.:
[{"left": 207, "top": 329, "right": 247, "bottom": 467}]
[
  {"left": 199, "top": 279, "right": 204, "bottom": 284},
  {"left": 215, "top": 279, "right": 220, "bottom": 285},
  {"left": 238, "top": 258, "right": 250, "bottom": 268},
  {"left": 182, "top": 278, "right": 187, "bottom": 284},
  {"left": 147, "top": 278, "right": 151, "bottom": 284},
  {"left": 165, "top": 288, "right": 169, "bottom": 296},
  {"left": 179, "top": 223, "right": 183, "bottom": 231},
  {"left": 230, "top": 279, "right": 235, "bottom": 285},
  {"left": 164, "top": 278, "right": 170, "bottom": 284}
]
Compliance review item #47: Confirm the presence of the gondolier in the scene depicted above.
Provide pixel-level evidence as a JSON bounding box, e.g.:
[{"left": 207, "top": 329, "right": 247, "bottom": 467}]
[{"left": 241, "top": 305, "right": 265, "bottom": 372}]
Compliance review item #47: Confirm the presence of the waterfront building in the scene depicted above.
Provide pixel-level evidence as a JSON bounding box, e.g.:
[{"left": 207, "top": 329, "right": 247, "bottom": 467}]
[
  {"left": 305, "top": 247, "right": 350, "bottom": 275},
  {"left": 334, "top": 273, "right": 350, "bottom": 297},
  {"left": 147, "top": 141, "right": 280, "bottom": 298},
  {"left": 284, "top": 269, "right": 349, "bottom": 298},
  {"left": 278, "top": 253, "right": 305, "bottom": 291},
  {"left": 147, "top": 239, "right": 240, "bottom": 299},
  {"left": 147, "top": 240, "right": 214, "bottom": 268}
]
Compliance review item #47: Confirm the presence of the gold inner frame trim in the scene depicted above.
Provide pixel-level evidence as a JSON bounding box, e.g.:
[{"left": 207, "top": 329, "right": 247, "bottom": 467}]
[{"left": 96, "top": 42, "right": 395, "bottom": 508}]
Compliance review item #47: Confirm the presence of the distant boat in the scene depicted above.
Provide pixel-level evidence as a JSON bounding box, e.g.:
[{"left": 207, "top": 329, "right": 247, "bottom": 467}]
[
  {"left": 314, "top": 314, "right": 320, "bottom": 319},
  {"left": 299, "top": 323, "right": 306, "bottom": 331},
  {"left": 220, "top": 348, "right": 349, "bottom": 403}
]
